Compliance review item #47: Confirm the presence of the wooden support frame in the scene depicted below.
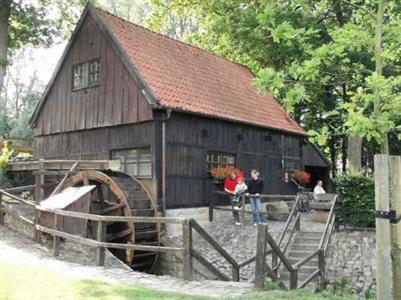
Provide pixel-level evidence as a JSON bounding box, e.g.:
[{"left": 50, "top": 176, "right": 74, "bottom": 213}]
[
  {"left": 374, "top": 154, "right": 393, "bottom": 300},
  {"left": 255, "top": 223, "right": 268, "bottom": 288},
  {"left": 53, "top": 213, "right": 61, "bottom": 256},
  {"left": 96, "top": 220, "right": 106, "bottom": 266},
  {"left": 182, "top": 219, "right": 193, "bottom": 280}
]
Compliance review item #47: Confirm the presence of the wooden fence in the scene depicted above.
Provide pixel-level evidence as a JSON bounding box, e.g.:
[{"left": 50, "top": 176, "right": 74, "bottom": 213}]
[
  {"left": 209, "top": 192, "right": 298, "bottom": 227},
  {"left": 0, "top": 186, "right": 336, "bottom": 289}
]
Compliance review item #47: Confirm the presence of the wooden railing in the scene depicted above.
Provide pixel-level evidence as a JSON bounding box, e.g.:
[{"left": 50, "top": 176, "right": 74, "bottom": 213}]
[
  {"left": 0, "top": 187, "right": 242, "bottom": 281},
  {"left": 254, "top": 194, "right": 338, "bottom": 290},
  {"left": 209, "top": 192, "right": 298, "bottom": 226}
]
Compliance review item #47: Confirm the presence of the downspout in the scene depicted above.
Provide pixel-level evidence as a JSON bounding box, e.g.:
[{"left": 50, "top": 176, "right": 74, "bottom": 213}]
[{"left": 161, "top": 109, "right": 172, "bottom": 217}]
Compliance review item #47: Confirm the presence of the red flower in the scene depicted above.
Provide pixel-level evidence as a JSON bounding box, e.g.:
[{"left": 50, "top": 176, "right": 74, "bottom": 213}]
[{"left": 291, "top": 170, "right": 311, "bottom": 185}]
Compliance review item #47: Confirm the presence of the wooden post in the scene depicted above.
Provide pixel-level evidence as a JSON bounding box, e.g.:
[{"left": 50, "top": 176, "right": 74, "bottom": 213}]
[
  {"left": 33, "top": 207, "right": 40, "bottom": 242},
  {"left": 209, "top": 195, "right": 214, "bottom": 222},
  {"left": 318, "top": 249, "right": 325, "bottom": 290},
  {"left": 35, "top": 159, "right": 45, "bottom": 203},
  {"left": 374, "top": 154, "right": 393, "bottom": 300},
  {"left": 389, "top": 156, "right": 401, "bottom": 299},
  {"left": 295, "top": 214, "right": 301, "bottom": 231},
  {"left": 182, "top": 219, "right": 193, "bottom": 280},
  {"left": 96, "top": 220, "right": 106, "bottom": 266},
  {"left": 53, "top": 213, "right": 61, "bottom": 256},
  {"left": 241, "top": 195, "right": 246, "bottom": 228},
  {"left": 255, "top": 223, "right": 268, "bottom": 288},
  {"left": 0, "top": 194, "right": 4, "bottom": 225},
  {"left": 232, "top": 265, "right": 240, "bottom": 282},
  {"left": 289, "top": 269, "right": 298, "bottom": 290},
  {"left": 272, "top": 251, "right": 278, "bottom": 275}
]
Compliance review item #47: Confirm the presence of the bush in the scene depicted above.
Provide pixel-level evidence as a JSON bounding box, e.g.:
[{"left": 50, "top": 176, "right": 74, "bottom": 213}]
[{"left": 334, "top": 173, "right": 375, "bottom": 228}]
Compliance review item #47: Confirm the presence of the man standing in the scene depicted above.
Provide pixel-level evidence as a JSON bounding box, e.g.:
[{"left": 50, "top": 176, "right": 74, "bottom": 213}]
[{"left": 247, "top": 169, "right": 267, "bottom": 226}]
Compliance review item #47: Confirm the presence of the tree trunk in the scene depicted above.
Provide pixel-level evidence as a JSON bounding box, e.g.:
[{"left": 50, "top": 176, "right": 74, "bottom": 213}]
[
  {"left": 0, "top": 0, "right": 11, "bottom": 99},
  {"left": 347, "top": 135, "right": 362, "bottom": 172},
  {"left": 341, "top": 136, "right": 347, "bottom": 173},
  {"left": 329, "top": 137, "right": 337, "bottom": 178},
  {"left": 373, "top": 0, "right": 389, "bottom": 154}
]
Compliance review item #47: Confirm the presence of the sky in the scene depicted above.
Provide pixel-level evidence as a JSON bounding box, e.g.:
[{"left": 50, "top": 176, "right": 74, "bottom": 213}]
[{"left": 15, "top": 43, "right": 67, "bottom": 86}]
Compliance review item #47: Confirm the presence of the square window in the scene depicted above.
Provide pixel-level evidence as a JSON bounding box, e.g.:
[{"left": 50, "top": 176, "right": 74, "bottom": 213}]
[
  {"left": 111, "top": 147, "right": 152, "bottom": 178},
  {"left": 88, "top": 60, "right": 100, "bottom": 85},
  {"left": 206, "top": 151, "right": 236, "bottom": 171}
]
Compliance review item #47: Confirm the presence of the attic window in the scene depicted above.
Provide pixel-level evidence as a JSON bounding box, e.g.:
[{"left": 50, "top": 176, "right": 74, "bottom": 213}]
[
  {"left": 72, "top": 59, "right": 100, "bottom": 90},
  {"left": 72, "top": 63, "right": 85, "bottom": 89},
  {"left": 88, "top": 59, "right": 100, "bottom": 85}
]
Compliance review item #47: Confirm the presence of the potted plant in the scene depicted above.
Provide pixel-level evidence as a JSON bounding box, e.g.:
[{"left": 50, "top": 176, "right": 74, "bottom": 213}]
[
  {"left": 290, "top": 169, "right": 311, "bottom": 187},
  {"left": 210, "top": 166, "right": 244, "bottom": 190}
]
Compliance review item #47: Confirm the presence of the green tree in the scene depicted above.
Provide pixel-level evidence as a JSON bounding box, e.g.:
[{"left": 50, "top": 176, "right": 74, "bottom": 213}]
[{"left": 148, "top": 0, "right": 401, "bottom": 173}]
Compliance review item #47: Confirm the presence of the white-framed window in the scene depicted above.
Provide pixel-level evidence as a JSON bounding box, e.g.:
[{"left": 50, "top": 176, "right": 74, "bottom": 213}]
[
  {"left": 206, "top": 151, "right": 236, "bottom": 171},
  {"left": 72, "top": 58, "right": 100, "bottom": 90},
  {"left": 88, "top": 59, "right": 100, "bottom": 86},
  {"left": 72, "top": 63, "right": 85, "bottom": 89},
  {"left": 112, "top": 147, "right": 152, "bottom": 178}
]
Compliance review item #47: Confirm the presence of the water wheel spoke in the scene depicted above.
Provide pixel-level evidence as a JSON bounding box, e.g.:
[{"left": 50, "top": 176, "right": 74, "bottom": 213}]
[{"left": 60, "top": 170, "right": 159, "bottom": 273}]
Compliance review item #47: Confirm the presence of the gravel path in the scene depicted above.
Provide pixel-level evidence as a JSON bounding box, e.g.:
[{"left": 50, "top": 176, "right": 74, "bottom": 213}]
[{"left": 0, "top": 225, "right": 255, "bottom": 298}]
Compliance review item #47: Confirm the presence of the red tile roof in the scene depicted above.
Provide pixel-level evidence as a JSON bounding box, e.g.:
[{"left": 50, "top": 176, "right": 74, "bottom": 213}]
[{"left": 97, "top": 9, "right": 305, "bottom": 135}]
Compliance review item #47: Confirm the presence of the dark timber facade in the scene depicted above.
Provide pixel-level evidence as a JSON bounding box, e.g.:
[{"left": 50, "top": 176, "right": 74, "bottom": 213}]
[{"left": 31, "top": 4, "right": 329, "bottom": 209}]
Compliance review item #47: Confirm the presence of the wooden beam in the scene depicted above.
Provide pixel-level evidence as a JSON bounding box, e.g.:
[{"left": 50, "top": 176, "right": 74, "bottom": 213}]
[
  {"left": 53, "top": 214, "right": 61, "bottom": 256},
  {"left": 49, "top": 162, "right": 79, "bottom": 197},
  {"left": 36, "top": 224, "right": 184, "bottom": 253},
  {"left": 106, "top": 228, "right": 132, "bottom": 241},
  {"left": 190, "top": 248, "right": 230, "bottom": 281},
  {"left": 182, "top": 219, "right": 193, "bottom": 281},
  {"left": 389, "top": 156, "right": 401, "bottom": 299},
  {"left": 8, "top": 160, "right": 121, "bottom": 172},
  {"left": 190, "top": 219, "right": 239, "bottom": 269},
  {"left": 374, "top": 154, "right": 393, "bottom": 300},
  {"left": 96, "top": 221, "right": 106, "bottom": 266},
  {"left": 35, "top": 207, "right": 186, "bottom": 224},
  {"left": 255, "top": 223, "right": 268, "bottom": 288}
]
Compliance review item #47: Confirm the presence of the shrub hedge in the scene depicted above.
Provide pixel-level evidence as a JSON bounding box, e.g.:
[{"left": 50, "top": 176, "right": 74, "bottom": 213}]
[{"left": 333, "top": 173, "right": 375, "bottom": 228}]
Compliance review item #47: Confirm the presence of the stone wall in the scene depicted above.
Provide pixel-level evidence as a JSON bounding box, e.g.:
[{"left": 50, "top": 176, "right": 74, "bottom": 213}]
[
  {"left": 159, "top": 207, "right": 377, "bottom": 295},
  {"left": 326, "top": 230, "right": 376, "bottom": 295}
]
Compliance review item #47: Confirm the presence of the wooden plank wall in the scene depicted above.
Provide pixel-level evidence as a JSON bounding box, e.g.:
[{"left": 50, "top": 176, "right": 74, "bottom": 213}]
[
  {"left": 34, "top": 122, "right": 155, "bottom": 160},
  {"left": 302, "top": 142, "right": 329, "bottom": 167},
  {"left": 33, "top": 14, "right": 153, "bottom": 136},
  {"left": 164, "top": 113, "right": 304, "bottom": 208}
]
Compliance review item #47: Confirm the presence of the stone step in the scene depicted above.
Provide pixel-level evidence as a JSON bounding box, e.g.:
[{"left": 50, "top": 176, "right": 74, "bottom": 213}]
[
  {"left": 291, "top": 243, "right": 319, "bottom": 252},
  {"left": 288, "top": 257, "right": 318, "bottom": 267},
  {"left": 288, "top": 250, "right": 313, "bottom": 258},
  {"left": 280, "top": 271, "right": 319, "bottom": 283},
  {"left": 296, "top": 231, "right": 323, "bottom": 238},
  {"left": 294, "top": 236, "right": 321, "bottom": 244},
  {"left": 280, "top": 265, "right": 318, "bottom": 276}
]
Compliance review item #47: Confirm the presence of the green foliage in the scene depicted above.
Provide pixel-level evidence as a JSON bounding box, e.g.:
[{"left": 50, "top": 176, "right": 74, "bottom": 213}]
[
  {"left": 147, "top": 0, "right": 401, "bottom": 169},
  {"left": 0, "top": 141, "right": 13, "bottom": 169},
  {"left": 334, "top": 173, "right": 375, "bottom": 228}
]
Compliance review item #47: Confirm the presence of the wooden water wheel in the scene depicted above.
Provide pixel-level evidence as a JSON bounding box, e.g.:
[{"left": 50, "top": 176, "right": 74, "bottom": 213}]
[{"left": 61, "top": 170, "right": 159, "bottom": 272}]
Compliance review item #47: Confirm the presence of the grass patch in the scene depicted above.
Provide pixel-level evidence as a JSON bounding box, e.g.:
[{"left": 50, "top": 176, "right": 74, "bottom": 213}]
[{"left": 0, "top": 260, "right": 359, "bottom": 300}]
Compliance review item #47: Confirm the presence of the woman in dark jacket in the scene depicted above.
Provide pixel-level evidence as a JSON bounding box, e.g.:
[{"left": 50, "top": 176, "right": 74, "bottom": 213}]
[{"left": 247, "top": 169, "right": 267, "bottom": 225}]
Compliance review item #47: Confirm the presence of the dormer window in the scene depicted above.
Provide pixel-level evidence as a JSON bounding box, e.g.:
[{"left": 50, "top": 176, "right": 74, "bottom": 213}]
[{"left": 72, "top": 59, "right": 100, "bottom": 90}]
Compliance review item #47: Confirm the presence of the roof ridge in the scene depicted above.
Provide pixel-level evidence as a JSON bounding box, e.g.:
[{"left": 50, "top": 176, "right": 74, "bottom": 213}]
[{"left": 95, "top": 6, "right": 252, "bottom": 73}]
